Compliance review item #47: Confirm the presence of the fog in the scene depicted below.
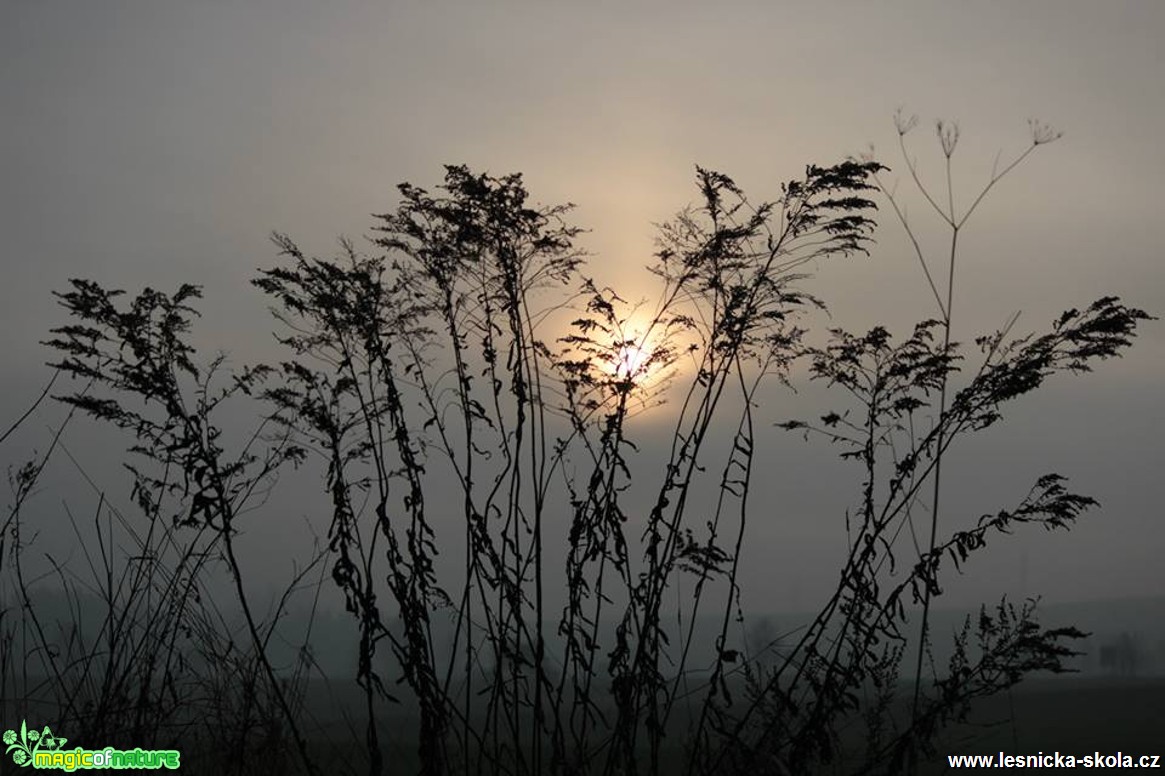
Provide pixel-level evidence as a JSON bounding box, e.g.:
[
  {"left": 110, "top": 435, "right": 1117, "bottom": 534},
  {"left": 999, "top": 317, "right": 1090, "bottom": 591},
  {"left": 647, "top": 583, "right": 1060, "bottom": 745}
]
[{"left": 5, "top": 1, "right": 1161, "bottom": 619}]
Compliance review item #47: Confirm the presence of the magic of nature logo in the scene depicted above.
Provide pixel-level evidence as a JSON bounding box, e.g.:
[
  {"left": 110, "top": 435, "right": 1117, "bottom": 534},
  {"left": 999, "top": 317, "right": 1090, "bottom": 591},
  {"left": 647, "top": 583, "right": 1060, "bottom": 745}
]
[{"left": 3, "top": 720, "right": 180, "bottom": 770}]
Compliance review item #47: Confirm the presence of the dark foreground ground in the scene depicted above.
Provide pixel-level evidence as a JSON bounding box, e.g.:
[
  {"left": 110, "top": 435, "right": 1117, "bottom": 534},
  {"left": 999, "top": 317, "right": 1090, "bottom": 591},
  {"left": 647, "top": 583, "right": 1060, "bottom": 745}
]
[
  {"left": 916, "top": 675, "right": 1164, "bottom": 774},
  {"left": 289, "top": 673, "right": 1164, "bottom": 774},
  {"left": 5, "top": 674, "right": 1161, "bottom": 773}
]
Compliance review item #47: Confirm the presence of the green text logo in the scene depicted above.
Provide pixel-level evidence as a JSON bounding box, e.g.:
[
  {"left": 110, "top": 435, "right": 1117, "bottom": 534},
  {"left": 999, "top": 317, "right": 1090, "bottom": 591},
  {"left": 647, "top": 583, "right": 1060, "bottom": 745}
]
[{"left": 4, "top": 720, "right": 180, "bottom": 770}]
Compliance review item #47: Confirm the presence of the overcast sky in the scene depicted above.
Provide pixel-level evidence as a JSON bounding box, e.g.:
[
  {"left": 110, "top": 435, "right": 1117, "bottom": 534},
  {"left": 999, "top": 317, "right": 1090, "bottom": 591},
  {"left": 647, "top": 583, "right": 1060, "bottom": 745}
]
[{"left": 2, "top": 1, "right": 1162, "bottom": 614}]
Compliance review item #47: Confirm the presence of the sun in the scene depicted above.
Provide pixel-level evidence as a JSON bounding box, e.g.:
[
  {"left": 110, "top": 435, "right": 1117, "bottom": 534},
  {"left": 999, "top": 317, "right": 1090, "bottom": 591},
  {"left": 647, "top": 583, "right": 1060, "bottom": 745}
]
[
  {"left": 554, "top": 293, "right": 693, "bottom": 415},
  {"left": 605, "top": 315, "right": 678, "bottom": 392},
  {"left": 614, "top": 339, "right": 650, "bottom": 380}
]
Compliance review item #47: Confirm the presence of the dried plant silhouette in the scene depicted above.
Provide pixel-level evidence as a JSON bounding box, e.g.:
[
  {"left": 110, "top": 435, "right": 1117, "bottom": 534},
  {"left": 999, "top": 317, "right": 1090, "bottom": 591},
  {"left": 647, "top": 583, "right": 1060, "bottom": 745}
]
[{"left": 1, "top": 118, "right": 1152, "bottom": 776}]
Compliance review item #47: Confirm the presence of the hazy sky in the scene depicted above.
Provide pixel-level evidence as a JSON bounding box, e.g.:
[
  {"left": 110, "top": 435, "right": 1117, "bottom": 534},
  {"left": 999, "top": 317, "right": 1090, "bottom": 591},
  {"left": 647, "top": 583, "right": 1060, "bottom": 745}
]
[{"left": 3, "top": 1, "right": 1162, "bottom": 614}]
